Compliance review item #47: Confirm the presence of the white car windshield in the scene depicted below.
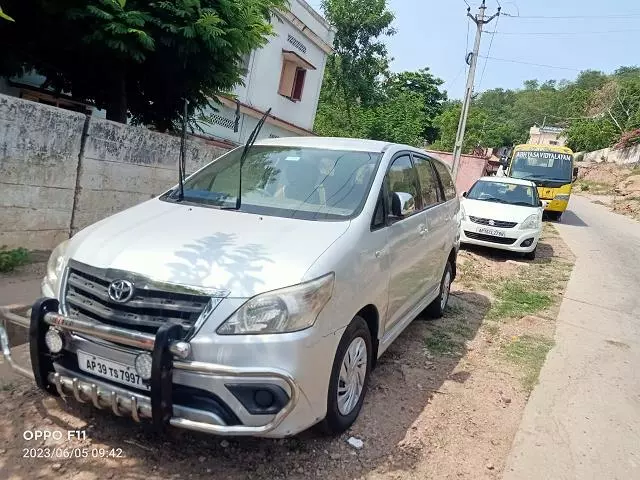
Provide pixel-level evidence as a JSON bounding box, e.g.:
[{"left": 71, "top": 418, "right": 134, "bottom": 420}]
[
  {"left": 163, "top": 146, "right": 381, "bottom": 220},
  {"left": 467, "top": 180, "right": 538, "bottom": 207}
]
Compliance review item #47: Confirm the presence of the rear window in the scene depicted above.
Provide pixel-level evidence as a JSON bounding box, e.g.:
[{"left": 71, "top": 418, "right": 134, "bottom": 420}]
[{"left": 432, "top": 161, "right": 456, "bottom": 200}]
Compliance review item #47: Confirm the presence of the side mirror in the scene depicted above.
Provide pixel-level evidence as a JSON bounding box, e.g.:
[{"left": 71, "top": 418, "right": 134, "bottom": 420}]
[
  {"left": 391, "top": 192, "right": 415, "bottom": 217},
  {"left": 572, "top": 166, "right": 579, "bottom": 182},
  {"left": 462, "top": 191, "right": 468, "bottom": 198},
  {"left": 539, "top": 200, "right": 543, "bottom": 207}
]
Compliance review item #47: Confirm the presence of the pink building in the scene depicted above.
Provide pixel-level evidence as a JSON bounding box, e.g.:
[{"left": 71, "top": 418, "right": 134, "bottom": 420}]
[{"left": 424, "top": 150, "right": 490, "bottom": 194}]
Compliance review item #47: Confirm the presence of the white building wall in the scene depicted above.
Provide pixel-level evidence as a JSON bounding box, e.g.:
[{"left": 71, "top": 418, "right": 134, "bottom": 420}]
[
  {"left": 241, "top": 10, "right": 330, "bottom": 130},
  {"left": 197, "top": 103, "right": 298, "bottom": 145}
]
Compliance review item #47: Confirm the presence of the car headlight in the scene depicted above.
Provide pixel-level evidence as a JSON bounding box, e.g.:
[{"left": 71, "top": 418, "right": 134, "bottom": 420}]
[
  {"left": 217, "top": 273, "right": 335, "bottom": 335},
  {"left": 554, "top": 194, "right": 570, "bottom": 201},
  {"left": 459, "top": 204, "right": 467, "bottom": 220},
  {"left": 46, "top": 240, "right": 69, "bottom": 287},
  {"left": 520, "top": 214, "right": 541, "bottom": 230}
]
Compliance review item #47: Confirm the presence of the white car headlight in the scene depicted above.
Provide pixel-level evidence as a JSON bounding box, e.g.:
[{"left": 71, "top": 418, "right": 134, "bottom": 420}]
[
  {"left": 459, "top": 204, "right": 467, "bottom": 220},
  {"left": 217, "top": 273, "right": 335, "bottom": 335},
  {"left": 46, "top": 240, "right": 69, "bottom": 287},
  {"left": 520, "top": 214, "right": 541, "bottom": 230}
]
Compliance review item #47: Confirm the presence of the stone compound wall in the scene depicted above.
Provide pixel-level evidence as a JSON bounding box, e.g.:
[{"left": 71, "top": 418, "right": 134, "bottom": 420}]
[
  {"left": 0, "top": 94, "right": 229, "bottom": 250},
  {"left": 0, "top": 95, "right": 85, "bottom": 250},
  {"left": 582, "top": 144, "right": 640, "bottom": 165}
]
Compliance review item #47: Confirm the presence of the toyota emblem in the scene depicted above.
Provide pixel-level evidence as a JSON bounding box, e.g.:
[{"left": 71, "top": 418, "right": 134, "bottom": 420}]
[
  {"left": 107, "top": 279, "right": 135, "bottom": 303},
  {"left": 488, "top": 219, "right": 495, "bottom": 226}
]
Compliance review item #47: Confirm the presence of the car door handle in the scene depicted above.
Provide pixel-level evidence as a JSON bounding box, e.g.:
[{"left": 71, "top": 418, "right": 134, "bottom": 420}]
[{"left": 418, "top": 225, "right": 427, "bottom": 236}]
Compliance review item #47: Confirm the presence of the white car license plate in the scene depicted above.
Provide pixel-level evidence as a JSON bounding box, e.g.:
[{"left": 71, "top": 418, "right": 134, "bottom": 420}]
[
  {"left": 477, "top": 227, "right": 506, "bottom": 237},
  {"left": 77, "top": 351, "right": 149, "bottom": 390}
]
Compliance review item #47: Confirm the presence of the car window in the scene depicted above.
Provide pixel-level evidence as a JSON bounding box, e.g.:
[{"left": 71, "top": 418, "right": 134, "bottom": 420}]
[
  {"left": 386, "top": 155, "right": 421, "bottom": 212},
  {"left": 431, "top": 160, "right": 456, "bottom": 200},
  {"left": 412, "top": 155, "right": 441, "bottom": 207}
]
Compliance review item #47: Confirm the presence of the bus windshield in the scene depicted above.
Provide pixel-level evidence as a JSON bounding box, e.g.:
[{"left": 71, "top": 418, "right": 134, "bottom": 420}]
[{"left": 510, "top": 150, "right": 573, "bottom": 183}]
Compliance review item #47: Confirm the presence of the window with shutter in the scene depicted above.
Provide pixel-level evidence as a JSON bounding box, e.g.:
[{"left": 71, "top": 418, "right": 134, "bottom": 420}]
[{"left": 277, "top": 50, "right": 315, "bottom": 102}]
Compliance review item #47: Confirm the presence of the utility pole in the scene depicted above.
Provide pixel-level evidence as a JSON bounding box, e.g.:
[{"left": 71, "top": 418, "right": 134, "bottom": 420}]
[{"left": 452, "top": 1, "right": 500, "bottom": 179}]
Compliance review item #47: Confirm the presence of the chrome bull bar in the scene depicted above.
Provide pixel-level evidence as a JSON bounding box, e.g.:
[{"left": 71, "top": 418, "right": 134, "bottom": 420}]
[{"left": 0, "top": 298, "right": 300, "bottom": 436}]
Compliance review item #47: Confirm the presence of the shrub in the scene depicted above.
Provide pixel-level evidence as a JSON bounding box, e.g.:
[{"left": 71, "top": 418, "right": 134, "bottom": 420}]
[{"left": 0, "top": 248, "right": 30, "bottom": 273}]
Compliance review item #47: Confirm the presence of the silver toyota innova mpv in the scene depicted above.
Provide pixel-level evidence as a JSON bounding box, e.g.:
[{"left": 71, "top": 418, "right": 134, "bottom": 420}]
[{"left": 0, "top": 137, "right": 460, "bottom": 437}]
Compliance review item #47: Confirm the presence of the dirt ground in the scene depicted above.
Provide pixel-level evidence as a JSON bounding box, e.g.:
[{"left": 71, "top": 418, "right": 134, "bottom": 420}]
[
  {"left": 0, "top": 226, "right": 574, "bottom": 480},
  {"left": 576, "top": 161, "right": 640, "bottom": 220}
]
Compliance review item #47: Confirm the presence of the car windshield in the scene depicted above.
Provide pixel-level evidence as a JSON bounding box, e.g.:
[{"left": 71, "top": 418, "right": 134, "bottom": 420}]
[
  {"left": 163, "top": 146, "right": 381, "bottom": 221},
  {"left": 510, "top": 150, "right": 573, "bottom": 182},
  {"left": 467, "top": 180, "right": 538, "bottom": 207}
]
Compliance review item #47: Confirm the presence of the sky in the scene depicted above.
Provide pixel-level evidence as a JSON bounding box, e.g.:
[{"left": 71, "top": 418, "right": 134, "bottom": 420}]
[{"left": 306, "top": 0, "right": 640, "bottom": 99}]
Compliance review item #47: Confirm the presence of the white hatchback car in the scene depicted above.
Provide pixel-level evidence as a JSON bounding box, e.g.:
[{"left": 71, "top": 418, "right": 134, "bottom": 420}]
[{"left": 460, "top": 176, "right": 543, "bottom": 259}]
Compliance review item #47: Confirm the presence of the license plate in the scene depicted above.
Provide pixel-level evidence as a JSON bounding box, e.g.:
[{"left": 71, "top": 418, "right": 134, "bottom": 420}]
[
  {"left": 477, "top": 227, "right": 506, "bottom": 237},
  {"left": 77, "top": 351, "right": 149, "bottom": 390}
]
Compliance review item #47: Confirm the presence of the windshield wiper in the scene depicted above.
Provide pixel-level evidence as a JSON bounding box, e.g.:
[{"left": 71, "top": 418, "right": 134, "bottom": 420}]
[
  {"left": 483, "top": 197, "right": 507, "bottom": 203},
  {"left": 223, "top": 107, "right": 272, "bottom": 211}
]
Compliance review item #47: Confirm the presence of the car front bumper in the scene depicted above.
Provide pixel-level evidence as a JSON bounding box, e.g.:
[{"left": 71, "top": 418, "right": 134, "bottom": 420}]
[
  {"left": 0, "top": 298, "right": 339, "bottom": 438},
  {"left": 460, "top": 220, "right": 540, "bottom": 253}
]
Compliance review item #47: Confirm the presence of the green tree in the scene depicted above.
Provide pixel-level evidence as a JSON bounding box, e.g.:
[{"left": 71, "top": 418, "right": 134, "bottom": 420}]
[
  {"left": 429, "top": 66, "right": 640, "bottom": 154},
  {"left": 431, "top": 102, "right": 489, "bottom": 153},
  {"left": 0, "top": 0, "right": 283, "bottom": 130},
  {"left": 360, "top": 91, "right": 425, "bottom": 146},
  {"left": 384, "top": 68, "right": 447, "bottom": 143},
  {"left": 0, "top": 5, "right": 14, "bottom": 21},
  {"left": 566, "top": 119, "right": 618, "bottom": 152},
  {"left": 320, "top": 0, "right": 395, "bottom": 110}
]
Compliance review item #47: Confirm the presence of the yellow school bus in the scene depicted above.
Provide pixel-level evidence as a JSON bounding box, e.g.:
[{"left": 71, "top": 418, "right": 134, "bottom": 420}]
[{"left": 505, "top": 144, "right": 577, "bottom": 221}]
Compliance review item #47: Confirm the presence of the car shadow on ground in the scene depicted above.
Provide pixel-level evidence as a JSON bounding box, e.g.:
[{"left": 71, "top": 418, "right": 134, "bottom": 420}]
[
  {"left": 556, "top": 210, "right": 588, "bottom": 227},
  {"left": 460, "top": 243, "right": 554, "bottom": 264},
  {"left": 1, "top": 291, "right": 490, "bottom": 480}
]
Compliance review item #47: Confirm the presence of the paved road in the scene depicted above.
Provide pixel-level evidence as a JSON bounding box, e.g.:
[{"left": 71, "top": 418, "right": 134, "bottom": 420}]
[
  {"left": 504, "top": 195, "right": 640, "bottom": 479},
  {"left": 0, "top": 275, "right": 41, "bottom": 307}
]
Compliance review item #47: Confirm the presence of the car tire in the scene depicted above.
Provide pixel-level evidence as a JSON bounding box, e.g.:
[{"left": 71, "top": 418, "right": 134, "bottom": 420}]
[
  {"left": 425, "top": 261, "right": 453, "bottom": 319},
  {"left": 548, "top": 211, "right": 562, "bottom": 221},
  {"left": 318, "top": 316, "right": 372, "bottom": 435},
  {"left": 524, "top": 247, "right": 536, "bottom": 260}
]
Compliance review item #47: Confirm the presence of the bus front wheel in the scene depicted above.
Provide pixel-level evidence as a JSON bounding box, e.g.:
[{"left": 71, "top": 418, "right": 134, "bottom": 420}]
[{"left": 547, "top": 211, "right": 562, "bottom": 222}]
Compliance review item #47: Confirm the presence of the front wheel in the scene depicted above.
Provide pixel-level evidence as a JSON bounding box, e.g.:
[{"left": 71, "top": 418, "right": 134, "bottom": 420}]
[
  {"left": 318, "top": 316, "right": 372, "bottom": 435},
  {"left": 524, "top": 247, "right": 537, "bottom": 260},
  {"left": 547, "top": 211, "right": 562, "bottom": 222},
  {"left": 425, "top": 261, "right": 453, "bottom": 318}
]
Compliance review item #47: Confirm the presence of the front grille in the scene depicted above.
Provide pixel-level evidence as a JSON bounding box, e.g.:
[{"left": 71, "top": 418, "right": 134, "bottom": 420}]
[
  {"left": 464, "top": 231, "right": 516, "bottom": 245},
  {"left": 469, "top": 216, "right": 517, "bottom": 228},
  {"left": 63, "top": 261, "right": 211, "bottom": 334}
]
